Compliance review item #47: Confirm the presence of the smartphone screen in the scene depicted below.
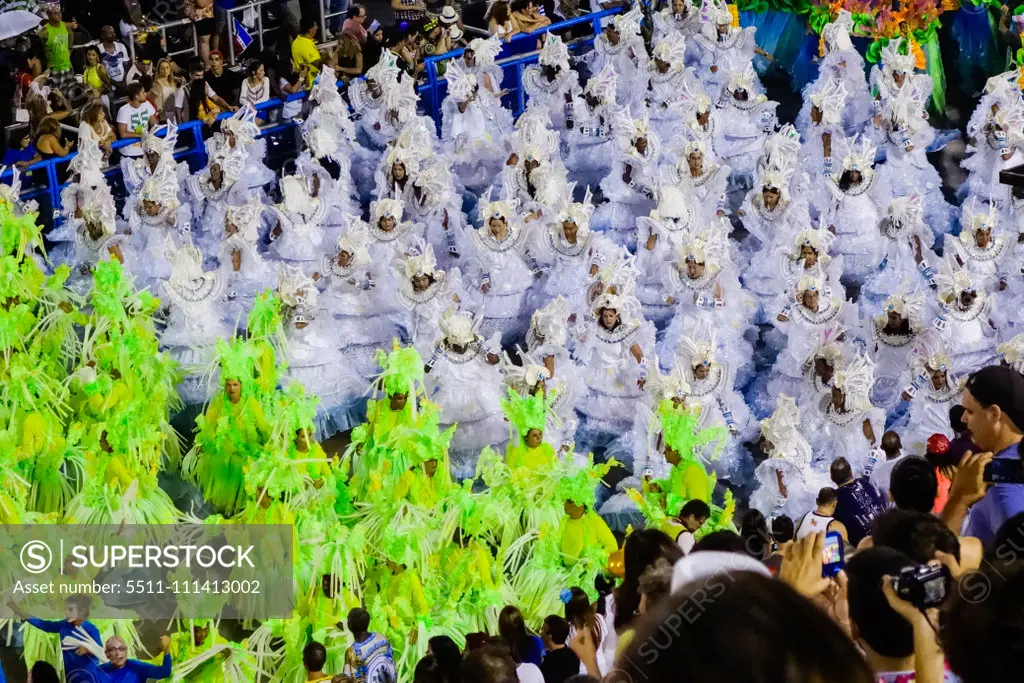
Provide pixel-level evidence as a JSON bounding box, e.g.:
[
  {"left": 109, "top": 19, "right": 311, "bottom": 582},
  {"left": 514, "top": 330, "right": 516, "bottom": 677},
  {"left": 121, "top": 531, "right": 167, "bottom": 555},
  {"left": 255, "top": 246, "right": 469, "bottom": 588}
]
[
  {"left": 984, "top": 458, "right": 1024, "bottom": 484},
  {"left": 822, "top": 531, "right": 844, "bottom": 577}
]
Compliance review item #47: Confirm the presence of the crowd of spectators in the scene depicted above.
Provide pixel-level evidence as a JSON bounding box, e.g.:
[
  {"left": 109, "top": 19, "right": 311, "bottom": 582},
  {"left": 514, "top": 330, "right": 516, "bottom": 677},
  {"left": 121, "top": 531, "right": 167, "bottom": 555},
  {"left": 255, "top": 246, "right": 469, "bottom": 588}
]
[{"left": 1, "top": 0, "right": 598, "bottom": 175}]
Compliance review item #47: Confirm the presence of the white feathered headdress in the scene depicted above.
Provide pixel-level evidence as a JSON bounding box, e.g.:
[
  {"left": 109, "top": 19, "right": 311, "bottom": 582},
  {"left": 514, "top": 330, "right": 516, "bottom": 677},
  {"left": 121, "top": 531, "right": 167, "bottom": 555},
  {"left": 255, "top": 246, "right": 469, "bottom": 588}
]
[
  {"left": 809, "top": 77, "right": 848, "bottom": 127},
  {"left": 584, "top": 65, "right": 617, "bottom": 104},
  {"left": 840, "top": 135, "right": 877, "bottom": 173},
  {"left": 998, "top": 334, "right": 1024, "bottom": 375},
  {"left": 142, "top": 122, "right": 178, "bottom": 158},
  {"left": 878, "top": 288, "right": 925, "bottom": 328},
  {"left": 226, "top": 202, "right": 264, "bottom": 241},
  {"left": 277, "top": 264, "right": 319, "bottom": 311},
  {"left": 795, "top": 270, "right": 826, "bottom": 298},
  {"left": 676, "top": 227, "right": 727, "bottom": 268},
  {"left": 651, "top": 32, "right": 687, "bottom": 71},
  {"left": 761, "top": 124, "right": 802, "bottom": 172},
  {"left": 936, "top": 256, "right": 979, "bottom": 302},
  {"left": 366, "top": 50, "right": 401, "bottom": 86},
  {"left": 555, "top": 185, "right": 594, "bottom": 236},
  {"left": 440, "top": 306, "right": 481, "bottom": 345},
  {"left": 727, "top": 64, "right": 758, "bottom": 94},
  {"left": 139, "top": 167, "right": 179, "bottom": 209},
  {"left": 822, "top": 9, "right": 854, "bottom": 53},
  {"left": 80, "top": 186, "right": 116, "bottom": 233},
  {"left": 69, "top": 127, "right": 107, "bottom": 189},
  {"left": 611, "top": 5, "right": 642, "bottom": 37},
  {"left": 477, "top": 186, "right": 514, "bottom": 225},
  {"left": 398, "top": 236, "right": 442, "bottom": 279},
  {"left": 676, "top": 316, "right": 717, "bottom": 370},
  {"left": 280, "top": 174, "right": 313, "bottom": 215},
  {"left": 530, "top": 296, "right": 571, "bottom": 347},
  {"left": 910, "top": 330, "right": 953, "bottom": 375},
  {"left": 221, "top": 105, "right": 260, "bottom": 147},
  {"left": 370, "top": 197, "right": 405, "bottom": 224},
  {"left": 538, "top": 33, "right": 570, "bottom": 69},
  {"left": 760, "top": 394, "right": 812, "bottom": 469},
  {"left": 335, "top": 216, "right": 372, "bottom": 268},
  {"left": 881, "top": 38, "right": 916, "bottom": 77},
  {"left": 886, "top": 193, "right": 924, "bottom": 229},
  {"left": 792, "top": 225, "right": 834, "bottom": 260},
  {"left": 961, "top": 198, "right": 999, "bottom": 237},
  {"left": 468, "top": 34, "right": 503, "bottom": 66},
  {"left": 445, "top": 59, "right": 478, "bottom": 102},
  {"left": 832, "top": 351, "right": 875, "bottom": 411}
]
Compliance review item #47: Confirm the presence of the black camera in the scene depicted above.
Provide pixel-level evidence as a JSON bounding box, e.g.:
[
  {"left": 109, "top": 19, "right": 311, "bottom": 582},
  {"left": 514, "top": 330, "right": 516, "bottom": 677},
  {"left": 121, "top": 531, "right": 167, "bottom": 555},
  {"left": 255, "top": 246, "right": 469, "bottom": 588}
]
[{"left": 893, "top": 564, "right": 951, "bottom": 609}]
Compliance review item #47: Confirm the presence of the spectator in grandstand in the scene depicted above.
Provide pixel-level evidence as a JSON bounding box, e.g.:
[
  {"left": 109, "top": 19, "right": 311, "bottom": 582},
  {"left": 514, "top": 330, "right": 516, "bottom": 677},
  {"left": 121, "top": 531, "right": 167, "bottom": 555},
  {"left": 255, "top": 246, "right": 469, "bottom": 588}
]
[
  {"left": 329, "top": 33, "right": 364, "bottom": 80},
  {"left": 177, "top": 59, "right": 234, "bottom": 125},
  {"left": 292, "top": 17, "right": 323, "bottom": 87},
  {"left": 342, "top": 4, "right": 369, "bottom": 44},
  {"left": 830, "top": 456, "right": 889, "bottom": 547},
  {"left": 35, "top": 115, "right": 74, "bottom": 160},
  {"left": 279, "top": 65, "right": 307, "bottom": 119},
  {"left": 206, "top": 50, "right": 243, "bottom": 106},
  {"left": 150, "top": 58, "right": 180, "bottom": 124},
  {"left": 487, "top": 0, "right": 523, "bottom": 40},
  {"left": 240, "top": 59, "right": 271, "bottom": 108},
  {"left": 14, "top": 48, "right": 46, "bottom": 105},
  {"left": 187, "top": 0, "right": 216, "bottom": 67},
  {"left": 364, "top": 20, "right": 386, "bottom": 69},
  {"left": 1, "top": 128, "right": 40, "bottom": 169},
  {"left": 80, "top": 100, "right": 117, "bottom": 156},
  {"left": 98, "top": 25, "right": 131, "bottom": 88},
  {"left": 81, "top": 45, "right": 114, "bottom": 107},
  {"left": 116, "top": 82, "right": 158, "bottom": 157},
  {"left": 125, "top": 56, "right": 155, "bottom": 85},
  {"left": 512, "top": 0, "right": 551, "bottom": 34},
  {"left": 392, "top": 28, "right": 425, "bottom": 77},
  {"left": 38, "top": 4, "right": 76, "bottom": 94}
]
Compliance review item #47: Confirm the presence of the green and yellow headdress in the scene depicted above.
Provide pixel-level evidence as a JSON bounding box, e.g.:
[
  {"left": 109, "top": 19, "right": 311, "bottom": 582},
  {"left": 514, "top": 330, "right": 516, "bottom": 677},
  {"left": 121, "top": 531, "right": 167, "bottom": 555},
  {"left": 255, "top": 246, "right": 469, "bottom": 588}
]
[
  {"left": 555, "top": 457, "right": 619, "bottom": 509},
  {"left": 215, "top": 337, "right": 257, "bottom": 383},
  {"left": 374, "top": 340, "right": 425, "bottom": 398},
  {"left": 658, "top": 399, "right": 727, "bottom": 462},
  {"left": 500, "top": 388, "right": 555, "bottom": 440}
]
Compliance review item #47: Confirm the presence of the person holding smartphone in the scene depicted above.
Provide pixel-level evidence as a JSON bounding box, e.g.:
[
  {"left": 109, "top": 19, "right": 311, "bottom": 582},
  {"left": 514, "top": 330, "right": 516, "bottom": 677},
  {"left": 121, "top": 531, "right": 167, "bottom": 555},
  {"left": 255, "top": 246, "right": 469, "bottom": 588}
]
[{"left": 945, "top": 366, "right": 1024, "bottom": 544}]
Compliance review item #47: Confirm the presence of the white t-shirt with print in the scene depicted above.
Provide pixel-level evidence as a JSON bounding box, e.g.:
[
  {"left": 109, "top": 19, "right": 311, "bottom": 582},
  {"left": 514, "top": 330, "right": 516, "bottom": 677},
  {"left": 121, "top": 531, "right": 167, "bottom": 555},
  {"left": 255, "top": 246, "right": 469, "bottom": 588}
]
[
  {"left": 100, "top": 41, "right": 131, "bottom": 82},
  {"left": 117, "top": 100, "right": 157, "bottom": 157}
]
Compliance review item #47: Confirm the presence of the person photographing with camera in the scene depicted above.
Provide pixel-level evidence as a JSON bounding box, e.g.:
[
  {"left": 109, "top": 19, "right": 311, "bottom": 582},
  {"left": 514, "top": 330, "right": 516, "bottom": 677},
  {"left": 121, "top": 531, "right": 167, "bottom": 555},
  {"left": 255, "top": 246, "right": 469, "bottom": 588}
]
[{"left": 942, "top": 366, "right": 1024, "bottom": 545}]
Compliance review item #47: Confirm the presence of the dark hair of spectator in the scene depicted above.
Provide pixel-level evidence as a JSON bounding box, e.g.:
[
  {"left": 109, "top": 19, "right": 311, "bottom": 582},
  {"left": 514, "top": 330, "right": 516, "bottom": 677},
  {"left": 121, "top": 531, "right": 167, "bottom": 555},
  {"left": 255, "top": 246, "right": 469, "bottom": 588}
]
[
  {"left": 871, "top": 508, "right": 961, "bottom": 564},
  {"left": 889, "top": 456, "right": 938, "bottom": 513},
  {"left": 613, "top": 528, "right": 682, "bottom": 630},
  {"left": 614, "top": 572, "right": 874, "bottom": 683},
  {"left": 414, "top": 655, "right": 444, "bottom": 683},
  {"left": 564, "top": 586, "right": 600, "bottom": 645},
  {"left": 740, "top": 508, "right": 770, "bottom": 560},
  {"left": 350, "top": 3, "right": 367, "bottom": 17},
  {"left": 846, "top": 547, "right": 916, "bottom": 659},
  {"left": 125, "top": 82, "right": 146, "bottom": 102},
  {"left": 949, "top": 404, "right": 967, "bottom": 432},
  {"left": 247, "top": 60, "right": 264, "bottom": 78},
  {"left": 82, "top": 101, "right": 105, "bottom": 126},
  {"left": 302, "top": 641, "right": 327, "bottom": 671},
  {"left": 691, "top": 530, "right": 747, "bottom": 554},
  {"left": 140, "top": 74, "right": 154, "bottom": 91},
  {"left": 427, "top": 634, "right": 461, "bottom": 683},
  {"left": 461, "top": 641, "right": 517, "bottom": 683},
  {"left": 816, "top": 486, "right": 838, "bottom": 506},
  {"left": 637, "top": 558, "right": 674, "bottom": 607},
  {"left": 542, "top": 615, "right": 570, "bottom": 645},
  {"left": 679, "top": 498, "right": 711, "bottom": 520},
  {"left": 771, "top": 514, "right": 795, "bottom": 544},
  {"left": 85, "top": 44, "right": 100, "bottom": 60},
  {"left": 830, "top": 457, "right": 854, "bottom": 486},
  {"left": 488, "top": 0, "right": 511, "bottom": 23},
  {"left": 347, "top": 607, "right": 371, "bottom": 635},
  {"left": 301, "top": 16, "right": 319, "bottom": 35},
  {"left": 497, "top": 605, "right": 532, "bottom": 665},
  {"left": 34, "top": 116, "right": 61, "bottom": 141},
  {"left": 187, "top": 57, "right": 205, "bottom": 75},
  {"left": 30, "top": 662, "right": 61, "bottom": 683}
]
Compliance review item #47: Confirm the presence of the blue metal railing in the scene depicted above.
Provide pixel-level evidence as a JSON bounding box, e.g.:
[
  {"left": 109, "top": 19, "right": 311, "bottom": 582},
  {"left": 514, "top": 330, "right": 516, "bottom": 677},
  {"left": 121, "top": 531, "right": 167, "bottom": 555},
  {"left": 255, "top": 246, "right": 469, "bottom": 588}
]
[{"left": 2, "top": 8, "right": 621, "bottom": 219}]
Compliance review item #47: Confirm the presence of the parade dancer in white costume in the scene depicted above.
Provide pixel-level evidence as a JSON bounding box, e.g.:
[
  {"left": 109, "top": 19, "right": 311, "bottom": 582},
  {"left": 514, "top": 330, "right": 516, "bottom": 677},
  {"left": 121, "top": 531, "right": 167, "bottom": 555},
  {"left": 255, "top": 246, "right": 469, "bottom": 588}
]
[
  {"left": 593, "top": 110, "right": 661, "bottom": 249},
  {"left": 871, "top": 87, "right": 954, "bottom": 241},
  {"left": 121, "top": 123, "right": 188, "bottom": 198},
  {"left": 0, "top": 165, "right": 39, "bottom": 217},
  {"left": 295, "top": 132, "right": 360, "bottom": 245},
  {"left": 159, "top": 237, "right": 232, "bottom": 406},
  {"left": 807, "top": 351, "right": 885, "bottom": 477},
  {"left": 670, "top": 317, "right": 755, "bottom": 480},
  {"left": 522, "top": 34, "right": 580, "bottom": 131},
  {"left": 365, "top": 197, "right": 422, "bottom": 263},
  {"left": 714, "top": 64, "right": 777, "bottom": 188},
  {"left": 862, "top": 193, "right": 936, "bottom": 302},
  {"left": 750, "top": 395, "right": 823, "bottom": 522},
  {"left": 406, "top": 160, "right": 470, "bottom": 271},
  {"left": 424, "top": 307, "right": 507, "bottom": 478},
  {"left": 500, "top": 109, "right": 570, "bottom": 219},
  {"left": 220, "top": 202, "right": 275, "bottom": 325},
  {"left": 965, "top": 68, "right": 1022, "bottom": 144},
  {"left": 960, "top": 101, "right": 1024, "bottom": 209},
  {"left": 797, "top": 77, "right": 848, "bottom": 212},
  {"left": 652, "top": 0, "right": 703, "bottom": 45},
  {"left": 394, "top": 239, "right": 465, "bottom": 356},
  {"left": 565, "top": 66, "right": 629, "bottom": 190},
  {"left": 573, "top": 266, "right": 657, "bottom": 461},
  {"left": 277, "top": 267, "right": 365, "bottom": 438},
  {"left": 534, "top": 187, "right": 613, "bottom": 313},
  {"left": 268, "top": 174, "right": 328, "bottom": 265},
  {"left": 692, "top": 8, "right": 761, "bottom": 100},
  {"left": 186, "top": 146, "right": 248, "bottom": 256},
  {"left": 442, "top": 59, "right": 511, "bottom": 192},
  {"left": 375, "top": 144, "right": 423, "bottom": 203},
  {"left": 663, "top": 138, "right": 731, "bottom": 224},
  {"left": 998, "top": 334, "right": 1024, "bottom": 373},
  {"left": 125, "top": 167, "right": 192, "bottom": 289},
  {"left": 737, "top": 161, "right": 811, "bottom": 268},
  {"left": 634, "top": 205, "right": 697, "bottom": 328},
  {"left": 796, "top": 10, "right": 872, "bottom": 137},
  {"left": 659, "top": 227, "right": 755, "bottom": 384},
  {"left": 823, "top": 136, "right": 883, "bottom": 287},
  {"left": 895, "top": 331, "right": 968, "bottom": 453},
  {"left": 467, "top": 190, "right": 537, "bottom": 345},
  {"left": 933, "top": 259, "right": 1001, "bottom": 374},
  {"left": 870, "top": 38, "right": 934, "bottom": 118},
  {"left": 349, "top": 51, "right": 402, "bottom": 150},
  {"left": 646, "top": 31, "right": 699, "bottom": 141},
  {"left": 209, "top": 105, "right": 275, "bottom": 192},
  {"left": 519, "top": 296, "right": 585, "bottom": 453},
  {"left": 945, "top": 201, "right": 1012, "bottom": 294},
  {"left": 302, "top": 65, "right": 371, "bottom": 202},
  {"left": 587, "top": 7, "right": 646, "bottom": 111},
  {"left": 863, "top": 288, "right": 931, "bottom": 410},
  {"left": 759, "top": 123, "right": 804, "bottom": 177}
]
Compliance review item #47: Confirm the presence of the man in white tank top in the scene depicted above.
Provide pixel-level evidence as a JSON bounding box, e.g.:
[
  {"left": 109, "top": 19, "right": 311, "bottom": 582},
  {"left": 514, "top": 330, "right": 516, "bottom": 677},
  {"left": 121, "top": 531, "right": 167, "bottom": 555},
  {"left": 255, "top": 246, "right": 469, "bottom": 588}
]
[{"left": 795, "top": 487, "right": 849, "bottom": 542}]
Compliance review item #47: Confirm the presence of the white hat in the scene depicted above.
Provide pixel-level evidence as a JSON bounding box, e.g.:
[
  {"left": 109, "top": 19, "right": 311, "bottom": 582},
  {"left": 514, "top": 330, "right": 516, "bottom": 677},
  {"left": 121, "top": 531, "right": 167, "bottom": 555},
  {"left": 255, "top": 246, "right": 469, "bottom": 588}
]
[
  {"left": 440, "top": 5, "right": 458, "bottom": 23},
  {"left": 449, "top": 25, "right": 463, "bottom": 41}
]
